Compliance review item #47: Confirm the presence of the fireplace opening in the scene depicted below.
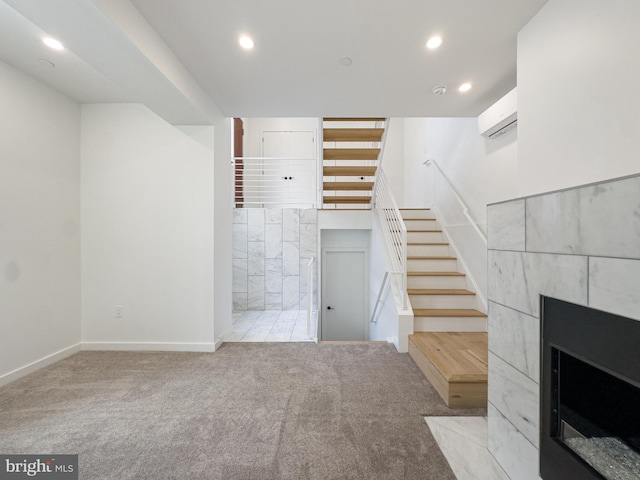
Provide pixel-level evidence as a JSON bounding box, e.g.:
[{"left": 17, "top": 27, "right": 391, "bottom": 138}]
[
  {"left": 552, "top": 348, "right": 640, "bottom": 478},
  {"left": 541, "top": 297, "right": 640, "bottom": 480}
]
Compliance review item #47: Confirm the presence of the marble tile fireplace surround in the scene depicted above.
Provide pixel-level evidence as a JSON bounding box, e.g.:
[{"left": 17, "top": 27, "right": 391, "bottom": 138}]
[{"left": 487, "top": 174, "right": 640, "bottom": 480}]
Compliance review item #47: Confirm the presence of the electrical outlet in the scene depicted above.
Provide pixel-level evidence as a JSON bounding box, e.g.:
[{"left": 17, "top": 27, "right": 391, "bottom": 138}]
[{"left": 115, "top": 305, "right": 124, "bottom": 319}]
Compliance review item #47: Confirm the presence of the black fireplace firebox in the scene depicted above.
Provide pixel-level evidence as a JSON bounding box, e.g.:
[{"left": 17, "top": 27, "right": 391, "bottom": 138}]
[{"left": 541, "top": 297, "right": 640, "bottom": 480}]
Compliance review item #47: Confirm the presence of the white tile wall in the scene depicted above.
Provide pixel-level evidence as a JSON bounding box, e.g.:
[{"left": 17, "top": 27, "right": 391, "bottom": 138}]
[
  {"left": 487, "top": 173, "right": 640, "bottom": 479},
  {"left": 233, "top": 208, "right": 318, "bottom": 311}
]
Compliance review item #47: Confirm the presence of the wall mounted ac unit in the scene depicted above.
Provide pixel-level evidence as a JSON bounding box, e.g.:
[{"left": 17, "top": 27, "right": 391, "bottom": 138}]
[{"left": 478, "top": 87, "right": 517, "bottom": 139}]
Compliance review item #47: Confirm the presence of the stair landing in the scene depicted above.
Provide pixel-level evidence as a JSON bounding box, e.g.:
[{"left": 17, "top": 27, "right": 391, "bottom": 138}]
[{"left": 409, "top": 332, "right": 488, "bottom": 408}]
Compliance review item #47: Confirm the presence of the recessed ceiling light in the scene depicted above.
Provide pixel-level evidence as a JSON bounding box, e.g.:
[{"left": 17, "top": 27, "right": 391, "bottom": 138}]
[
  {"left": 426, "top": 36, "right": 442, "bottom": 49},
  {"left": 459, "top": 82, "right": 472, "bottom": 92},
  {"left": 239, "top": 35, "right": 255, "bottom": 50},
  {"left": 339, "top": 57, "right": 352, "bottom": 67},
  {"left": 43, "top": 37, "right": 64, "bottom": 51},
  {"left": 37, "top": 59, "right": 55, "bottom": 68},
  {"left": 432, "top": 86, "right": 447, "bottom": 96}
]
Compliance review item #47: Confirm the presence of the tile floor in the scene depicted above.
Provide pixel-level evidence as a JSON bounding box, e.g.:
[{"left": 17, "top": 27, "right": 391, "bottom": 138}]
[
  {"left": 425, "top": 416, "right": 510, "bottom": 480},
  {"left": 227, "top": 310, "right": 317, "bottom": 342}
]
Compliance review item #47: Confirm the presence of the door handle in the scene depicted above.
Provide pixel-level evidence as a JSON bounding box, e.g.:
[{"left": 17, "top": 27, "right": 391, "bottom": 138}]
[{"left": 327, "top": 306, "right": 334, "bottom": 310}]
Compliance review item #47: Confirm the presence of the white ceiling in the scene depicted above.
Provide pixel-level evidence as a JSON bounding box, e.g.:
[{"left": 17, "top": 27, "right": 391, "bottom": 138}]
[{"left": 0, "top": 0, "right": 548, "bottom": 121}]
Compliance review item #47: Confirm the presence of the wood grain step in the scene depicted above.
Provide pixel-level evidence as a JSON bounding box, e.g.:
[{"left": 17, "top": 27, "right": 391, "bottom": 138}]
[
  {"left": 413, "top": 309, "right": 487, "bottom": 318},
  {"left": 407, "top": 242, "right": 449, "bottom": 246},
  {"left": 323, "top": 196, "right": 371, "bottom": 204},
  {"left": 324, "top": 148, "right": 380, "bottom": 160},
  {"left": 408, "top": 289, "right": 475, "bottom": 295},
  {"left": 409, "top": 332, "right": 487, "bottom": 408},
  {"left": 408, "top": 272, "right": 465, "bottom": 276},
  {"left": 323, "top": 181, "right": 373, "bottom": 191},
  {"left": 324, "top": 166, "right": 377, "bottom": 176},
  {"left": 324, "top": 117, "right": 386, "bottom": 122},
  {"left": 323, "top": 128, "right": 384, "bottom": 142}
]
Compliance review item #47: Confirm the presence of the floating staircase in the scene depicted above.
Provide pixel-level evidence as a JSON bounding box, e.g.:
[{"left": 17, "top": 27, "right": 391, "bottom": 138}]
[
  {"left": 322, "top": 118, "right": 386, "bottom": 208},
  {"left": 400, "top": 208, "right": 488, "bottom": 408}
]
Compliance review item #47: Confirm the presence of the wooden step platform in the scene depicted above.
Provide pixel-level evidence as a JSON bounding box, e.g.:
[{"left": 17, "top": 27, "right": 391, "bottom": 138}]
[
  {"left": 324, "top": 148, "right": 380, "bottom": 160},
  {"left": 413, "top": 308, "right": 487, "bottom": 318},
  {"left": 323, "top": 128, "right": 384, "bottom": 142},
  {"left": 323, "top": 196, "right": 371, "bottom": 204},
  {"left": 323, "top": 117, "right": 385, "bottom": 122},
  {"left": 323, "top": 166, "right": 377, "bottom": 176},
  {"left": 323, "top": 181, "right": 374, "bottom": 191},
  {"left": 409, "top": 332, "right": 488, "bottom": 408},
  {"left": 408, "top": 289, "right": 475, "bottom": 296}
]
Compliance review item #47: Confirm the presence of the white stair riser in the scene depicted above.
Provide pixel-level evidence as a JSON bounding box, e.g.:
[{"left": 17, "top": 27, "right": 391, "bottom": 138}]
[
  {"left": 404, "top": 219, "right": 439, "bottom": 230},
  {"left": 407, "top": 244, "right": 450, "bottom": 256},
  {"left": 409, "top": 294, "right": 478, "bottom": 309},
  {"left": 407, "top": 231, "right": 444, "bottom": 243},
  {"left": 400, "top": 210, "right": 435, "bottom": 220},
  {"left": 408, "top": 259, "right": 457, "bottom": 271},
  {"left": 413, "top": 316, "right": 487, "bottom": 332},
  {"left": 407, "top": 275, "right": 468, "bottom": 289}
]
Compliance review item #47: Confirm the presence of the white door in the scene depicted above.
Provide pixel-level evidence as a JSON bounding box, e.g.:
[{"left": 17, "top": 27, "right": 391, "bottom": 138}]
[
  {"left": 322, "top": 250, "right": 368, "bottom": 341},
  {"left": 262, "top": 130, "right": 315, "bottom": 207}
]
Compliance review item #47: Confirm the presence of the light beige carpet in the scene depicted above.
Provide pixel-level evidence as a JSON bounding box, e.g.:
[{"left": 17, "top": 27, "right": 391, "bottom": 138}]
[{"left": 0, "top": 342, "right": 485, "bottom": 479}]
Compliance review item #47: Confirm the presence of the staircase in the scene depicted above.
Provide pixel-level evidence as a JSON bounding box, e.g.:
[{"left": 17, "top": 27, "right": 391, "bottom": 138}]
[
  {"left": 400, "top": 208, "right": 488, "bottom": 408},
  {"left": 322, "top": 118, "right": 386, "bottom": 208}
]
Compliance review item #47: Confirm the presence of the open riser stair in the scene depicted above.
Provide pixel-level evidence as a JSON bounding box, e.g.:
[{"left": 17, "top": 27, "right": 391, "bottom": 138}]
[
  {"left": 322, "top": 118, "right": 386, "bottom": 209},
  {"left": 399, "top": 208, "right": 488, "bottom": 408}
]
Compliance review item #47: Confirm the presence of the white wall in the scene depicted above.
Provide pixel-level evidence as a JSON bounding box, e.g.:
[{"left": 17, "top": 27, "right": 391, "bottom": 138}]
[
  {"left": 81, "top": 104, "right": 216, "bottom": 351},
  {"left": 402, "top": 117, "right": 517, "bottom": 303},
  {"left": 420, "top": 118, "right": 518, "bottom": 229},
  {"left": 403, "top": 118, "right": 433, "bottom": 208},
  {"left": 0, "top": 61, "right": 81, "bottom": 383},
  {"left": 212, "top": 115, "right": 233, "bottom": 345},
  {"left": 379, "top": 118, "right": 405, "bottom": 203},
  {"left": 243, "top": 118, "right": 318, "bottom": 157},
  {"left": 518, "top": 0, "right": 640, "bottom": 197}
]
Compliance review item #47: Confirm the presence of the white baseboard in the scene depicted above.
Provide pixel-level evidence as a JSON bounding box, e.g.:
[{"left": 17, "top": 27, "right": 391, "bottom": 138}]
[
  {"left": 81, "top": 342, "right": 216, "bottom": 352},
  {"left": 0, "top": 343, "right": 81, "bottom": 388},
  {"left": 214, "top": 326, "right": 236, "bottom": 350}
]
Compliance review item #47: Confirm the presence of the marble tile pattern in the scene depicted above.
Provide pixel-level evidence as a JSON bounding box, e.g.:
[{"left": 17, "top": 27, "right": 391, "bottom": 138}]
[
  {"left": 487, "top": 199, "right": 526, "bottom": 251},
  {"left": 226, "top": 310, "right": 317, "bottom": 342},
  {"left": 526, "top": 176, "right": 640, "bottom": 258},
  {"left": 425, "top": 416, "right": 510, "bottom": 480},
  {"left": 486, "top": 173, "right": 640, "bottom": 480},
  {"left": 233, "top": 208, "right": 317, "bottom": 311},
  {"left": 488, "top": 353, "right": 539, "bottom": 448}
]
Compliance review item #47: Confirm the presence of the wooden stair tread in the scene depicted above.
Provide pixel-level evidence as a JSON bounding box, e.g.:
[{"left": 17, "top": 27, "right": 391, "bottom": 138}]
[
  {"left": 408, "top": 289, "right": 476, "bottom": 296},
  {"left": 413, "top": 309, "right": 488, "bottom": 318},
  {"left": 323, "top": 166, "right": 377, "bottom": 176},
  {"left": 408, "top": 256, "right": 456, "bottom": 260},
  {"left": 324, "top": 148, "right": 380, "bottom": 160},
  {"left": 408, "top": 272, "right": 465, "bottom": 277},
  {"left": 409, "top": 332, "right": 487, "bottom": 382},
  {"left": 323, "top": 196, "right": 371, "bottom": 204},
  {"left": 323, "top": 181, "right": 373, "bottom": 191},
  {"left": 407, "top": 242, "right": 449, "bottom": 246},
  {"left": 324, "top": 117, "right": 385, "bottom": 122},
  {"left": 323, "top": 128, "right": 384, "bottom": 142}
]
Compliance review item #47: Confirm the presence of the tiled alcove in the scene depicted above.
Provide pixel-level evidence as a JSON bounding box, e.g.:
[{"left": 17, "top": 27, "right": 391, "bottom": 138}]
[{"left": 232, "top": 208, "right": 318, "bottom": 311}]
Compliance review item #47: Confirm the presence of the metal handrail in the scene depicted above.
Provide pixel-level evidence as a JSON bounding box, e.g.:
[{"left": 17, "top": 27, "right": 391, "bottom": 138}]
[
  {"left": 232, "top": 156, "right": 317, "bottom": 208},
  {"left": 370, "top": 272, "right": 388, "bottom": 324},
  {"left": 426, "top": 159, "right": 487, "bottom": 245},
  {"left": 306, "top": 257, "right": 315, "bottom": 339},
  {"left": 372, "top": 167, "right": 407, "bottom": 310}
]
